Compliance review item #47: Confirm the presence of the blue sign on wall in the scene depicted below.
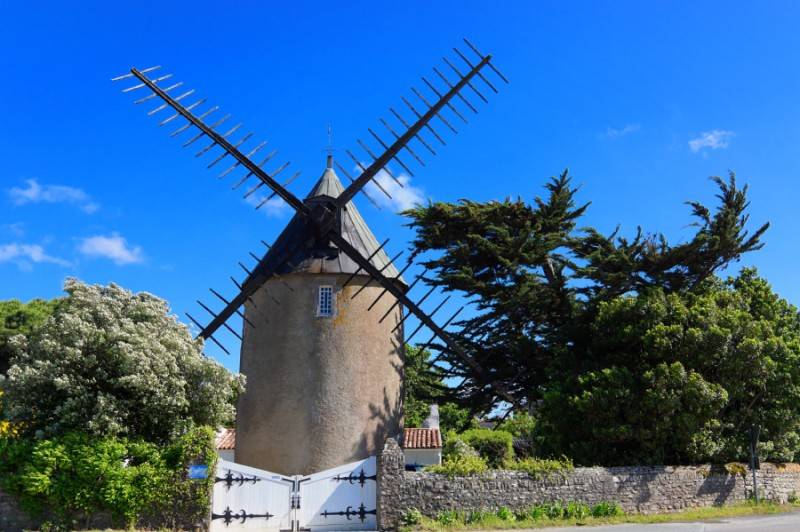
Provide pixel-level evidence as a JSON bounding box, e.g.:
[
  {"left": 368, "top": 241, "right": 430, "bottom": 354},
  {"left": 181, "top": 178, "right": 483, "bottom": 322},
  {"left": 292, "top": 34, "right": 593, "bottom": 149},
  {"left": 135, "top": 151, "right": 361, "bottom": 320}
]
[{"left": 188, "top": 464, "right": 209, "bottom": 479}]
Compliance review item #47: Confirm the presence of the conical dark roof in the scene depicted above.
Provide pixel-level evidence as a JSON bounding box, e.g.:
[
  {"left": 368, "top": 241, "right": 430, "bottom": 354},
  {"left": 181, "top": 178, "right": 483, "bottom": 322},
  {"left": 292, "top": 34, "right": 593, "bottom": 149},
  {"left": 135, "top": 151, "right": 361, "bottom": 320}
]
[{"left": 252, "top": 163, "right": 405, "bottom": 283}]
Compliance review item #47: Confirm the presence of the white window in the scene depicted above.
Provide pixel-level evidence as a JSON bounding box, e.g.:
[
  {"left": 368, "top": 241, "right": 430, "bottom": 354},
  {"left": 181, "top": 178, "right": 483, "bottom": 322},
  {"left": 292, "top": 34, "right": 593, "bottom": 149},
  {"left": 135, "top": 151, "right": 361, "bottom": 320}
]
[{"left": 317, "top": 285, "right": 334, "bottom": 317}]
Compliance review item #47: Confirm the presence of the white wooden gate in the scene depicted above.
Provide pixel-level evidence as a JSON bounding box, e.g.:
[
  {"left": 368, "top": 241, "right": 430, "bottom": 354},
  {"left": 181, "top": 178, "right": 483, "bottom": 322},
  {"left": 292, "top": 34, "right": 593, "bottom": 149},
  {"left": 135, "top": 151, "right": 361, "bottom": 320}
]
[
  {"left": 211, "top": 460, "right": 294, "bottom": 531},
  {"left": 297, "top": 457, "right": 377, "bottom": 531},
  {"left": 212, "top": 457, "right": 377, "bottom": 531}
]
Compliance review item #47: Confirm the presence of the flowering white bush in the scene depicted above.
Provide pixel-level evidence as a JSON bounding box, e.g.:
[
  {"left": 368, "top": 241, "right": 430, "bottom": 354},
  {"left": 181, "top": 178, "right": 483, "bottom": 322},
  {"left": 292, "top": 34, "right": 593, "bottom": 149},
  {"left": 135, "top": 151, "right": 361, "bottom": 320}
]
[{"left": 4, "top": 278, "right": 245, "bottom": 441}]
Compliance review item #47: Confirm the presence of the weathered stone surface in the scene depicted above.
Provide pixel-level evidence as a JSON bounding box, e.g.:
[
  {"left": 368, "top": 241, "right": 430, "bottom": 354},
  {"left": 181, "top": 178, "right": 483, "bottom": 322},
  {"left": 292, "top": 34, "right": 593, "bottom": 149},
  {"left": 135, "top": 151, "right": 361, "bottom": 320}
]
[
  {"left": 0, "top": 489, "right": 40, "bottom": 532},
  {"left": 377, "top": 439, "right": 800, "bottom": 530},
  {"left": 0, "top": 488, "right": 114, "bottom": 531}
]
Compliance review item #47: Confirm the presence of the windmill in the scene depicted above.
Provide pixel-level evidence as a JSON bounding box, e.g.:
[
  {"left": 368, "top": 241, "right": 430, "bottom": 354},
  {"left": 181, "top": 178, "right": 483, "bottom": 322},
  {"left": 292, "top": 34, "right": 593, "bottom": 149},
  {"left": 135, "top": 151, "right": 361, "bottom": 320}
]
[{"left": 112, "top": 39, "right": 516, "bottom": 474}]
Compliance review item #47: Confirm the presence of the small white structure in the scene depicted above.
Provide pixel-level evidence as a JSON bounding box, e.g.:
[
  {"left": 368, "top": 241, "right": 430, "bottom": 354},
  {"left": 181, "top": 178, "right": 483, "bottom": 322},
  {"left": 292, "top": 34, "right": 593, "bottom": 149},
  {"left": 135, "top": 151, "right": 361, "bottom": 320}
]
[
  {"left": 402, "top": 405, "right": 443, "bottom": 470},
  {"left": 215, "top": 427, "right": 235, "bottom": 463},
  {"left": 402, "top": 428, "right": 442, "bottom": 470}
]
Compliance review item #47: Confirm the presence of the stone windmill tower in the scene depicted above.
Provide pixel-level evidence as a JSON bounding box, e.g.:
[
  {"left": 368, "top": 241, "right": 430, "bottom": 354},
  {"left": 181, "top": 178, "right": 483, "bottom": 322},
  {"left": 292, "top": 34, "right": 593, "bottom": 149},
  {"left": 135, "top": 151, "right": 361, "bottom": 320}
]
[
  {"left": 236, "top": 156, "right": 405, "bottom": 475},
  {"left": 112, "top": 39, "right": 517, "bottom": 478}
]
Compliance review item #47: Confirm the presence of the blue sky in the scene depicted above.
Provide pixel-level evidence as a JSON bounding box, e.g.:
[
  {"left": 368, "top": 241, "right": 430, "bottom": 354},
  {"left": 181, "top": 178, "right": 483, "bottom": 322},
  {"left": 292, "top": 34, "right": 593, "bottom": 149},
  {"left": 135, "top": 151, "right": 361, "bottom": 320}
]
[{"left": 2, "top": 1, "right": 798, "bottom": 372}]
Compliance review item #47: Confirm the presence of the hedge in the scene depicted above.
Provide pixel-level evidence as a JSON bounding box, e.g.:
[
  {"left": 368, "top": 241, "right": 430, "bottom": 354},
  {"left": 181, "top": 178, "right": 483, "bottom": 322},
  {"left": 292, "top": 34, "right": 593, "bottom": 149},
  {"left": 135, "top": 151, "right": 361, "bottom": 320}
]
[
  {"left": 0, "top": 426, "right": 216, "bottom": 529},
  {"left": 460, "top": 429, "right": 514, "bottom": 468}
]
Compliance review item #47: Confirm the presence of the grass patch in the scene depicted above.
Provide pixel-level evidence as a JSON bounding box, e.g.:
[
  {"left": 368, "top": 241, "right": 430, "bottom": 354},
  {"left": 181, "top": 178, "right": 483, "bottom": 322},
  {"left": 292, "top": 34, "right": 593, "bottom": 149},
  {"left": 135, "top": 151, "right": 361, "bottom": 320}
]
[{"left": 402, "top": 500, "right": 800, "bottom": 530}]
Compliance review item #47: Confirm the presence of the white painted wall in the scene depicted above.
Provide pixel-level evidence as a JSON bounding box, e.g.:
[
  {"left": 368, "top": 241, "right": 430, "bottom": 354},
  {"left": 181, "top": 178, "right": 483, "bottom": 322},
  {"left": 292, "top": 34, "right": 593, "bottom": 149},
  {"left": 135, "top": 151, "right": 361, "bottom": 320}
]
[
  {"left": 218, "top": 449, "right": 235, "bottom": 462},
  {"left": 404, "top": 448, "right": 441, "bottom": 469}
]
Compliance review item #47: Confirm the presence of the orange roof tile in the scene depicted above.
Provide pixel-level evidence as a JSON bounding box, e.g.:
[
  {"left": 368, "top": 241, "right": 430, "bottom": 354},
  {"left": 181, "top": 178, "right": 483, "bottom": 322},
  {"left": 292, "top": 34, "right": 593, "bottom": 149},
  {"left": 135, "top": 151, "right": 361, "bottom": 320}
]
[
  {"left": 216, "top": 428, "right": 236, "bottom": 450},
  {"left": 403, "top": 427, "right": 442, "bottom": 449}
]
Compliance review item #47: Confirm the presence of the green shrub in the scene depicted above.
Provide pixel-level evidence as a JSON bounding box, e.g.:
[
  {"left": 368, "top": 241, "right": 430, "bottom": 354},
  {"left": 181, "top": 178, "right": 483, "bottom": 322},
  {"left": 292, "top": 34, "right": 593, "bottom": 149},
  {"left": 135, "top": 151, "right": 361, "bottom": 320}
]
[
  {"left": 496, "top": 412, "right": 537, "bottom": 437},
  {"left": 0, "top": 427, "right": 216, "bottom": 528},
  {"left": 725, "top": 463, "right": 748, "bottom": 477},
  {"left": 436, "top": 509, "right": 459, "bottom": 525},
  {"left": 464, "top": 509, "right": 491, "bottom": 524},
  {"left": 495, "top": 506, "right": 515, "bottom": 521},
  {"left": 524, "top": 504, "right": 548, "bottom": 520},
  {"left": 504, "top": 456, "right": 574, "bottom": 479},
  {"left": 425, "top": 454, "right": 488, "bottom": 477},
  {"left": 520, "top": 502, "right": 571, "bottom": 520},
  {"left": 497, "top": 412, "right": 538, "bottom": 457},
  {"left": 591, "top": 501, "right": 625, "bottom": 517},
  {"left": 400, "top": 507, "right": 423, "bottom": 526},
  {"left": 442, "top": 430, "right": 479, "bottom": 459},
  {"left": 565, "top": 501, "right": 590, "bottom": 520},
  {"left": 545, "top": 501, "right": 565, "bottom": 519},
  {"left": 460, "top": 429, "right": 514, "bottom": 468}
]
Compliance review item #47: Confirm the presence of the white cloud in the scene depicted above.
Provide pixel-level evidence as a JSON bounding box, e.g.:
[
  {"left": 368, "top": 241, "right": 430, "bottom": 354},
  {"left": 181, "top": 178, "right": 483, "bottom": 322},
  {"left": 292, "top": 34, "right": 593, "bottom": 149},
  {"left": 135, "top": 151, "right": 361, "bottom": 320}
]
[
  {"left": 9, "top": 179, "right": 98, "bottom": 213},
  {"left": 689, "top": 130, "right": 734, "bottom": 153},
  {"left": 244, "top": 193, "right": 291, "bottom": 218},
  {"left": 0, "top": 243, "right": 70, "bottom": 270},
  {"left": 605, "top": 123, "right": 641, "bottom": 138},
  {"left": 79, "top": 234, "right": 143, "bottom": 265},
  {"left": 364, "top": 168, "right": 425, "bottom": 212}
]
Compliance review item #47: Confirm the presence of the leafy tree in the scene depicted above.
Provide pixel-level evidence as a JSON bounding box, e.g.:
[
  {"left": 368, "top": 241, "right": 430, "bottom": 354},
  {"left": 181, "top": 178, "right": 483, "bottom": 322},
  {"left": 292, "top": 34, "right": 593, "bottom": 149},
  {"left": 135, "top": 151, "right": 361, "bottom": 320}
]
[
  {"left": 538, "top": 269, "right": 800, "bottom": 464},
  {"left": 403, "top": 345, "right": 476, "bottom": 433},
  {"left": 403, "top": 345, "right": 445, "bottom": 428},
  {"left": 3, "top": 279, "right": 245, "bottom": 442},
  {"left": 0, "top": 298, "right": 60, "bottom": 435},
  {"left": 0, "top": 298, "right": 60, "bottom": 376},
  {"left": 497, "top": 411, "right": 539, "bottom": 457},
  {"left": 404, "top": 171, "right": 778, "bottom": 464}
]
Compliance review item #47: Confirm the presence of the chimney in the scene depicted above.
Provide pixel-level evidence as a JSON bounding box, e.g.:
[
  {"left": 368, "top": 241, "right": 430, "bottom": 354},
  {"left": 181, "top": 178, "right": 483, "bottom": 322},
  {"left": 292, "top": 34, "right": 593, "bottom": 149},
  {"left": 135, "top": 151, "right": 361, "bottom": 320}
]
[{"left": 422, "top": 404, "right": 440, "bottom": 429}]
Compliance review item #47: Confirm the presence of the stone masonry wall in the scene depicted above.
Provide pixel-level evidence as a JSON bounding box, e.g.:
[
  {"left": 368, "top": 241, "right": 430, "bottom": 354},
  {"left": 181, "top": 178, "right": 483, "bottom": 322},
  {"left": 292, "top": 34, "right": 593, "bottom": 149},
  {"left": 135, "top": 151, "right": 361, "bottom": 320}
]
[
  {"left": 377, "top": 438, "right": 800, "bottom": 530},
  {"left": 1, "top": 488, "right": 40, "bottom": 532},
  {"left": 0, "top": 486, "right": 208, "bottom": 532}
]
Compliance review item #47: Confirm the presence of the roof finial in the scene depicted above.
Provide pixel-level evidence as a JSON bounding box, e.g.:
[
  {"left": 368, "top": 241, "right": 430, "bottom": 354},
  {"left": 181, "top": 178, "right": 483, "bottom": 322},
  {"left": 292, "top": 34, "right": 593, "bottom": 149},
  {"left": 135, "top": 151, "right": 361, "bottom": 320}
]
[{"left": 325, "top": 123, "right": 334, "bottom": 169}]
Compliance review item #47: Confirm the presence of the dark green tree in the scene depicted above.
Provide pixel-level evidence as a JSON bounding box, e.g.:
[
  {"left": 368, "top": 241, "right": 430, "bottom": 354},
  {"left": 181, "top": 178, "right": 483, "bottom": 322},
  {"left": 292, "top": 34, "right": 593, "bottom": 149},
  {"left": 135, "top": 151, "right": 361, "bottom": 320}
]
[
  {"left": 403, "top": 345, "right": 476, "bottom": 433},
  {"left": 0, "top": 298, "right": 61, "bottom": 376},
  {"left": 538, "top": 270, "right": 800, "bottom": 464},
  {"left": 404, "top": 171, "right": 778, "bottom": 463}
]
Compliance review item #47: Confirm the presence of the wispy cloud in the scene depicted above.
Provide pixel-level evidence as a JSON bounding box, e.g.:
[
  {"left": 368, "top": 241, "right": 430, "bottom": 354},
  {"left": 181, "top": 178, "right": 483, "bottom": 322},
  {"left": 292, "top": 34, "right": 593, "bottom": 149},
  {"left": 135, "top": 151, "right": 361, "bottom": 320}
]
[
  {"left": 1, "top": 223, "right": 25, "bottom": 237},
  {"left": 364, "top": 169, "right": 425, "bottom": 212},
  {"left": 689, "top": 130, "right": 734, "bottom": 153},
  {"left": 9, "top": 179, "right": 98, "bottom": 213},
  {"left": 0, "top": 243, "right": 71, "bottom": 270},
  {"left": 605, "top": 123, "right": 641, "bottom": 138},
  {"left": 79, "top": 234, "right": 143, "bottom": 265},
  {"left": 244, "top": 193, "right": 291, "bottom": 218}
]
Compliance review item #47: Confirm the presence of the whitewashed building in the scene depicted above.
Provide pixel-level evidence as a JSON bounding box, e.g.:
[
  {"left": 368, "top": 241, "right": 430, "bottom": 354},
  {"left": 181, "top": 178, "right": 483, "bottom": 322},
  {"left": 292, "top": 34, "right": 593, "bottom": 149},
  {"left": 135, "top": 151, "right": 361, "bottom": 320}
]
[
  {"left": 402, "top": 405, "right": 443, "bottom": 470},
  {"left": 215, "top": 427, "right": 236, "bottom": 462},
  {"left": 402, "top": 427, "right": 442, "bottom": 470}
]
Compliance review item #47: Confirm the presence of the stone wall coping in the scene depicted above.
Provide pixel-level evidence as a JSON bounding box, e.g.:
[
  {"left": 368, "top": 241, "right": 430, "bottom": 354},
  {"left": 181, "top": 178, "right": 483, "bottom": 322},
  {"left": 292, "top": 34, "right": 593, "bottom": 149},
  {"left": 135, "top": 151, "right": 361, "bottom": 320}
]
[{"left": 404, "top": 463, "right": 800, "bottom": 480}]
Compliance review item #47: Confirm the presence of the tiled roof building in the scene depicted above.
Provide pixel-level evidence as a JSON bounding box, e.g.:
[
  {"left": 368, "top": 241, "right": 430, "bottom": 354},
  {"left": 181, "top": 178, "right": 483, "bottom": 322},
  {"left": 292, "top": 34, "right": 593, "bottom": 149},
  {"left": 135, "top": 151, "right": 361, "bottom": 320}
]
[
  {"left": 216, "top": 428, "right": 236, "bottom": 451},
  {"left": 403, "top": 427, "right": 442, "bottom": 449}
]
